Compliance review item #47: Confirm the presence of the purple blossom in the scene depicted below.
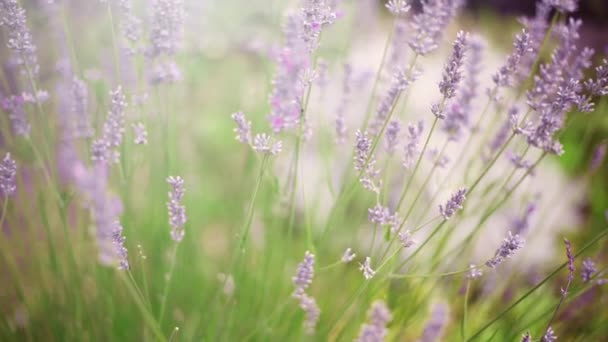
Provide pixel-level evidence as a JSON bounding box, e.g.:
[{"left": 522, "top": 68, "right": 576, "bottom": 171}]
[
  {"left": 517, "top": 3, "right": 551, "bottom": 82},
  {"left": 231, "top": 111, "right": 252, "bottom": 144},
  {"left": 589, "top": 142, "right": 606, "bottom": 172},
  {"left": 507, "top": 151, "right": 534, "bottom": 172},
  {"left": 167, "top": 176, "right": 186, "bottom": 242},
  {"left": 111, "top": 221, "right": 129, "bottom": 270},
  {"left": 543, "top": 0, "right": 577, "bottom": 13},
  {"left": 427, "top": 148, "right": 450, "bottom": 168},
  {"left": 70, "top": 77, "right": 92, "bottom": 138},
  {"left": 585, "top": 59, "right": 608, "bottom": 96},
  {"left": 492, "top": 29, "right": 533, "bottom": 89},
  {"left": 466, "top": 264, "right": 483, "bottom": 280},
  {"left": 439, "top": 188, "right": 466, "bottom": 220},
  {"left": 386, "top": 0, "right": 410, "bottom": 16},
  {"left": 581, "top": 258, "right": 597, "bottom": 283},
  {"left": 384, "top": 120, "right": 401, "bottom": 154},
  {"left": 398, "top": 230, "right": 416, "bottom": 248},
  {"left": 91, "top": 86, "right": 127, "bottom": 164},
  {"left": 521, "top": 332, "right": 531, "bottom": 342},
  {"left": 149, "top": 60, "right": 183, "bottom": 85},
  {"left": 541, "top": 326, "right": 557, "bottom": 342},
  {"left": 359, "top": 257, "right": 376, "bottom": 280},
  {"left": 355, "top": 131, "right": 381, "bottom": 193},
  {"left": 408, "top": 0, "right": 463, "bottom": 56},
  {"left": 442, "top": 36, "right": 483, "bottom": 141},
  {"left": 438, "top": 31, "right": 469, "bottom": 101},
  {"left": 0, "top": 153, "right": 17, "bottom": 197},
  {"left": 368, "top": 204, "right": 397, "bottom": 227},
  {"left": 298, "top": 293, "right": 320, "bottom": 334},
  {"left": 419, "top": 303, "right": 448, "bottom": 342},
  {"left": 148, "top": 0, "right": 184, "bottom": 58},
  {"left": 512, "top": 200, "right": 537, "bottom": 234},
  {"left": 299, "top": 0, "right": 337, "bottom": 52},
  {"left": 562, "top": 238, "right": 575, "bottom": 297},
  {"left": 0, "top": 0, "right": 39, "bottom": 74},
  {"left": 293, "top": 250, "right": 315, "bottom": 296},
  {"left": 117, "top": 0, "right": 142, "bottom": 53},
  {"left": 252, "top": 134, "right": 282, "bottom": 155},
  {"left": 486, "top": 231, "right": 525, "bottom": 268},
  {"left": 132, "top": 122, "right": 148, "bottom": 145},
  {"left": 1, "top": 95, "right": 30, "bottom": 137},
  {"left": 341, "top": 248, "right": 356, "bottom": 263},
  {"left": 370, "top": 68, "right": 419, "bottom": 136},
  {"left": 355, "top": 300, "right": 392, "bottom": 342},
  {"left": 403, "top": 121, "right": 424, "bottom": 169}
]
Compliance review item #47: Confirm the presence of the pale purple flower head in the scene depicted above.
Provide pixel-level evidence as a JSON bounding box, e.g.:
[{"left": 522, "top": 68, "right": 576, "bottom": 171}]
[
  {"left": 439, "top": 188, "right": 466, "bottom": 220},
  {"left": 564, "top": 238, "right": 575, "bottom": 284},
  {"left": 0, "top": 153, "right": 17, "bottom": 197},
  {"left": 1, "top": 94, "right": 30, "bottom": 137},
  {"left": 439, "top": 31, "right": 469, "bottom": 100},
  {"left": 492, "top": 29, "right": 533, "bottom": 89},
  {"left": 386, "top": 0, "right": 410, "bottom": 16},
  {"left": 403, "top": 121, "right": 424, "bottom": 169},
  {"left": 512, "top": 200, "right": 537, "bottom": 234},
  {"left": 111, "top": 221, "right": 130, "bottom": 270},
  {"left": 360, "top": 257, "right": 376, "bottom": 280},
  {"left": 0, "top": 0, "right": 39, "bottom": 74},
  {"left": 293, "top": 251, "right": 315, "bottom": 296},
  {"left": 231, "top": 111, "right": 252, "bottom": 144},
  {"left": 368, "top": 204, "right": 397, "bottom": 227},
  {"left": 466, "top": 264, "right": 483, "bottom": 280},
  {"left": 370, "top": 68, "right": 419, "bottom": 136},
  {"left": 117, "top": 0, "right": 142, "bottom": 52},
  {"left": 132, "top": 122, "right": 148, "bottom": 145},
  {"left": 581, "top": 258, "right": 597, "bottom": 283},
  {"left": 521, "top": 332, "right": 532, "bottom": 342},
  {"left": 589, "top": 141, "right": 606, "bottom": 172},
  {"left": 298, "top": 293, "right": 320, "bottom": 334},
  {"left": 585, "top": 59, "right": 608, "bottom": 96},
  {"left": 486, "top": 231, "right": 525, "bottom": 268},
  {"left": 167, "top": 176, "right": 186, "bottom": 242},
  {"left": 541, "top": 326, "right": 557, "bottom": 342},
  {"left": 299, "top": 0, "right": 337, "bottom": 52},
  {"left": 355, "top": 131, "right": 381, "bottom": 193},
  {"left": 341, "top": 248, "right": 356, "bottom": 263},
  {"left": 92, "top": 86, "right": 127, "bottom": 164},
  {"left": 70, "top": 77, "right": 92, "bottom": 138},
  {"left": 399, "top": 230, "right": 416, "bottom": 248},
  {"left": 148, "top": 0, "right": 184, "bottom": 58},
  {"left": 419, "top": 303, "right": 449, "bottom": 342},
  {"left": 252, "top": 133, "right": 282, "bottom": 155},
  {"left": 408, "top": 0, "right": 463, "bottom": 56},
  {"left": 355, "top": 300, "right": 392, "bottom": 342},
  {"left": 543, "top": 0, "right": 578, "bottom": 13},
  {"left": 335, "top": 63, "right": 352, "bottom": 144},
  {"left": 384, "top": 120, "right": 401, "bottom": 154},
  {"left": 149, "top": 60, "right": 183, "bottom": 85}
]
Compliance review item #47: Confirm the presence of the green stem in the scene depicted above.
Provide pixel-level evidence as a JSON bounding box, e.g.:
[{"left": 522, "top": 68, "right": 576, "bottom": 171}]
[
  {"left": 158, "top": 243, "right": 180, "bottom": 327},
  {"left": 118, "top": 272, "right": 166, "bottom": 342},
  {"left": 462, "top": 281, "right": 470, "bottom": 341}
]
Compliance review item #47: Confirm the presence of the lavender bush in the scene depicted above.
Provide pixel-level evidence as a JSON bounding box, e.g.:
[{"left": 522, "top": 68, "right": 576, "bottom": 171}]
[{"left": 0, "top": 0, "right": 607, "bottom": 341}]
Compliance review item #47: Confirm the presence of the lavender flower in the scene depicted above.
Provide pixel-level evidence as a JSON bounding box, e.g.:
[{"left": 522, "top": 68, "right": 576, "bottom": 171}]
[
  {"left": 148, "top": 0, "right": 184, "bottom": 58},
  {"left": 341, "top": 248, "right": 356, "bottom": 263},
  {"left": 486, "top": 231, "right": 525, "bottom": 268},
  {"left": 507, "top": 151, "right": 534, "bottom": 172},
  {"left": 1, "top": 95, "right": 30, "bottom": 137},
  {"left": 0, "top": 0, "right": 39, "bottom": 74},
  {"left": 427, "top": 148, "right": 450, "bottom": 168},
  {"left": 167, "top": 176, "right": 186, "bottom": 242},
  {"left": 487, "top": 120, "right": 511, "bottom": 157},
  {"left": 386, "top": 0, "right": 410, "bottom": 16},
  {"left": 384, "top": 120, "right": 401, "bottom": 154},
  {"left": 589, "top": 141, "right": 606, "bottom": 172},
  {"left": 252, "top": 134, "right": 282, "bottom": 155},
  {"left": 132, "top": 122, "right": 148, "bottom": 145},
  {"left": 438, "top": 31, "right": 469, "bottom": 101},
  {"left": 111, "top": 221, "right": 129, "bottom": 270},
  {"left": 541, "top": 326, "right": 557, "bottom": 342},
  {"left": 368, "top": 204, "right": 397, "bottom": 227},
  {"left": 299, "top": 0, "right": 337, "bottom": 52},
  {"left": 91, "top": 86, "right": 127, "bottom": 164},
  {"left": 564, "top": 238, "right": 575, "bottom": 283},
  {"left": 442, "top": 35, "right": 483, "bottom": 141},
  {"left": 355, "top": 300, "right": 392, "bottom": 342},
  {"left": 403, "top": 121, "right": 424, "bottom": 169},
  {"left": 398, "top": 230, "right": 416, "bottom": 248},
  {"left": 581, "top": 258, "right": 597, "bottom": 283},
  {"left": 512, "top": 200, "right": 537, "bottom": 234},
  {"left": 408, "top": 0, "right": 463, "bottom": 56},
  {"left": 293, "top": 251, "right": 315, "bottom": 296},
  {"left": 231, "top": 111, "right": 252, "bottom": 144},
  {"left": 543, "top": 0, "right": 577, "bottom": 13},
  {"left": 521, "top": 332, "right": 531, "bottom": 342},
  {"left": 298, "top": 293, "right": 320, "bottom": 334},
  {"left": 370, "top": 68, "right": 419, "bottom": 136},
  {"left": 419, "top": 303, "right": 448, "bottom": 342},
  {"left": 492, "top": 29, "right": 533, "bottom": 89},
  {"left": 355, "top": 131, "right": 381, "bottom": 193},
  {"left": 466, "top": 264, "right": 483, "bottom": 280},
  {"left": 117, "top": 0, "right": 142, "bottom": 54},
  {"left": 585, "top": 59, "right": 608, "bottom": 96},
  {"left": 149, "top": 60, "right": 183, "bottom": 85},
  {"left": 439, "top": 188, "right": 466, "bottom": 220},
  {"left": 0, "top": 153, "right": 17, "bottom": 197},
  {"left": 360, "top": 257, "right": 376, "bottom": 280}
]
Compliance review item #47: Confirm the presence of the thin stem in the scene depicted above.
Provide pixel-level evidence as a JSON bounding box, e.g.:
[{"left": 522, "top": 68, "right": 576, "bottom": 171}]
[
  {"left": 106, "top": 2, "right": 122, "bottom": 81},
  {"left": 462, "top": 281, "right": 470, "bottom": 341},
  {"left": 158, "top": 243, "right": 180, "bottom": 327},
  {"left": 0, "top": 197, "right": 7, "bottom": 229},
  {"left": 389, "top": 266, "right": 476, "bottom": 279},
  {"left": 118, "top": 272, "right": 166, "bottom": 342}
]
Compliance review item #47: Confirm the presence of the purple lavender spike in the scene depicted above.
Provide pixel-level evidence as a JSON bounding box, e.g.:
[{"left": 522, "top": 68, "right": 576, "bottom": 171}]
[
  {"left": 386, "top": 0, "right": 410, "bottom": 16},
  {"left": 0, "top": 0, "right": 39, "bottom": 74},
  {"left": 111, "top": 221, "right": 130, "bottom": 270},
  {"left": 355, "top": 300, "right": 391, "bottom": 342},
  {"left": 298, "top": 293, "right": 320, "bottom": 334},
  {"left": 543, "top": 0, "right": 578, "bottom": 13},
  {"left": 231, "top": 111, "right": 252, "bottom": 144},
  {"left": 293, "top": 251, "right": 315, "bottom": 297},
  {"left": 403, "top": 121, "right": 424, "bottom": 169},
  {"left": 167, "top": 176, "right": 186, "bottom": 242},
  {"left": 0, "top": 153, "right": 17, "bottom": 197},
  {"left": 486, "top": 231, "right": 525, "bottom": 268},
  {"left": 419, "top": 303, "right": 449, "bottom": 342},
  {"left": 1, "top": 95, "right": 30, "bottom": 137},
  {"left": 359, "top": 257, "right": 376, "bottom": 280},
  {"left": 408, "top": 0, "right": 463, "bottom": 56},
  {"left": 148, "top": 0, "right": 184, "bottom": 58},
  {"left": 581, "top": 258, "right": 597, "bottom": 283},
  {"left": 541, "top": 326, "right": 557, "bottom": 342},
  {"left": 439, "top": 188, "right": 466, "bottom": 220}
]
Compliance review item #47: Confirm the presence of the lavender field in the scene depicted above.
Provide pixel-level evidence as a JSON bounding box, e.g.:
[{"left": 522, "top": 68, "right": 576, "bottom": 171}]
[{"left": 1, "top": 0, "right": 608, "bottom": 341}]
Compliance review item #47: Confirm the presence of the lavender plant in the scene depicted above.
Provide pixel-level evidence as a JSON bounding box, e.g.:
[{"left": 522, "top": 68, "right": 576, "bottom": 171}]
[{"left": 0, "top": 0, "right": 608, "bottom": 341}]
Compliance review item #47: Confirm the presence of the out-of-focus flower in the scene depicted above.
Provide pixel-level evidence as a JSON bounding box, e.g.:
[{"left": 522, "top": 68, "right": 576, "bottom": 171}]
[
  {"left": 355, "top": 300, "right": 392, "bottom": 342},
  {"left": 167, "top": 176, "right": 186, "bottom": 242},
  {"left": 486, "top": 231, "right": 525, "bottom": 268},
  {"left": 0, "top": 153, "right": 17, "bottom": 197},
  {"left": 439, "top": 188, "right": 466, "bottom": 220},
  {"left": 360, "top": 257, "right": 375, "bottom": 280}
]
